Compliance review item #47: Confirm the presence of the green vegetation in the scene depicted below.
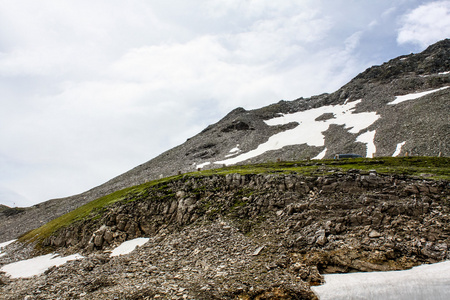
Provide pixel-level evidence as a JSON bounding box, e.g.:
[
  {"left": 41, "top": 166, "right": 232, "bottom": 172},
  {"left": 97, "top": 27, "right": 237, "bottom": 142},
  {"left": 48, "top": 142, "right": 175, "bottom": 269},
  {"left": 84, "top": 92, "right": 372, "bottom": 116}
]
[
  {"left": 19, "top": 156, "right": 449, "bottom": 244},
  {"left": 196, "top": 156, "right": 450, "bottom": 179},
  {"left": 19, "top": 174, "right": 184, "bottom": 243}
]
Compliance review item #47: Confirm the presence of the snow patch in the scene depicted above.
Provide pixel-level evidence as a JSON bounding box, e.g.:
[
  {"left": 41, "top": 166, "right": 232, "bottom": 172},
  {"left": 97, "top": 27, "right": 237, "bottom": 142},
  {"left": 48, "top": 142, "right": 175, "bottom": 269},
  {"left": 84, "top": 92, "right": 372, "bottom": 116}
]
[
  {"left": 439, "top": 71, "right": 450, "bottom": 75},
  {"left": 225, "top": 145, "right": 241, "bottom": 157},
  {"left": 0, "top": 239, "right": 16, "bottom": 249},
  {"left": 0, "top": 253, "right": 83, "bottom": 278},
  {"left": 312, "top": 261, "right": 450, "bottom": 300},
  {"left": 0, "top": 239, "right": 16, "bottom": 258},
  {"left": 110, "top": 237, "right": 149, "bottom": 257},
  {"left": 312, "top": 148, "right": 327, "bottom": 160},
  {"left": 356, "top": 130, "right": 376, "bottom": 158},
  {"left": 389, "top": 86, "right": 449, "bottom": 105},
  {"left": 229, "top": 145, "right": 240, "bottom": 153},
  {"left": 393, "top": 141, "right": 406, "bottom": 157},
  {"left": 215, "top": 100, "right": 379, "bottom": 166},
  {"left": 196, "top": 161, "right": 211, "bottom": 169}
]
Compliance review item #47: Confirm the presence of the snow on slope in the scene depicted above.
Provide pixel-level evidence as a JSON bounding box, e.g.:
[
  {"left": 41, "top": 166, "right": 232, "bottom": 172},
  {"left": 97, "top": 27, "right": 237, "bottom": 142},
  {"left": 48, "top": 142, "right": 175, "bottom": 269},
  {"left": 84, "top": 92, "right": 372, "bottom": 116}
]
[
  {"left": 196, "top": 86, "right": 448, "bottom": 167},
  {"left": 0, "top": 238, "right": 150, "bottom": 278},
  {"left": 0, "top": 253, "right": 83, "bottom": 278},
  {"left": 110, "top": 237, "right": 149, "bottom": 257},
  {"left": 393, "top": 141, "right": 406, "bottom": 157},
  {"left": 312, "top": 261, "right": 450, "bottom": 300},
  {"left": 312, "top": 148, "right": 327, "bottom": 160},
  {"left": 0, "top": 240, "right": 15, "bottom": 248},
  {"left": 215, "top": 99, "right": 379, "bottom": 165},
  {"left": 356, "top": 130, "right": 376, "bottom": 158},
  {"left": 388, "top": 86, "right": 449, "bottom": 105},
  {"left": 0, "top": 239, "right": 16, "bottom": 258}
]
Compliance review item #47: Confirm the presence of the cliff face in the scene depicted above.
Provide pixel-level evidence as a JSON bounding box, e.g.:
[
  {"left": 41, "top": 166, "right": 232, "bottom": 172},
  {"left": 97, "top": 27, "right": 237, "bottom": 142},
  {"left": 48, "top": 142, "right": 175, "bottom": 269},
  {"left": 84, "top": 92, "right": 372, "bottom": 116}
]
[
  {"left": 43, "top": 171, "right": 449, "bottom": 266},
  {"left": 2, "top": 166, "right": 448, "bottom": 299},
  {"left": 1, "top": 39, "right": 449, "bottom": 244}
]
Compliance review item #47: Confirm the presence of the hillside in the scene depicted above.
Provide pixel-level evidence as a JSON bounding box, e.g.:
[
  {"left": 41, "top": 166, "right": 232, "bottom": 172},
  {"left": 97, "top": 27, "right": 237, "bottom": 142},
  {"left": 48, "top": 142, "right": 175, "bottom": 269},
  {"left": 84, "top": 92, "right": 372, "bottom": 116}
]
[
  {"left": 1, "top": 157, "right": 449, "bottom": 299},
  {"left": 0, "top": 39, "right": 449, "bottom": 244}
]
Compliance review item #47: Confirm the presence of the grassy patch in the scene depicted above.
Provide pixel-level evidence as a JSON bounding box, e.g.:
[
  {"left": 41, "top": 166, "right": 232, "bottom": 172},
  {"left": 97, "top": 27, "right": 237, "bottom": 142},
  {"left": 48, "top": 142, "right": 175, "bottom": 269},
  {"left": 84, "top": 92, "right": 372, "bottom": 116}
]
[
  {"left": 196, "top": 156, "right": 450, "bottom": 179},
  {"left": 19, "top": 174, "right": 184, "bottom": 243}
]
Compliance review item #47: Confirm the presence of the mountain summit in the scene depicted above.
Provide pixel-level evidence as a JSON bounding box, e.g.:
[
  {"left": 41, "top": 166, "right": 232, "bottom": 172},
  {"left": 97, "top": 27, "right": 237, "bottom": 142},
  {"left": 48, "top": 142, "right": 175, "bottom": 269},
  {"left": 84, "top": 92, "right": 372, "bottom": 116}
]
[{"left": 0, "top": 39, "right": 449, "bottom": 243}]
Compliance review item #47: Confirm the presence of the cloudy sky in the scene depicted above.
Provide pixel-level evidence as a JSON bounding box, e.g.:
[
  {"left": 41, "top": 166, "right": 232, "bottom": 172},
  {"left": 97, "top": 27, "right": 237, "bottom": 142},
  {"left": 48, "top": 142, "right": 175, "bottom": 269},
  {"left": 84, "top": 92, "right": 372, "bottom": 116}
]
[{"left": 1, "top": 0, "right": 449, "bottom": 207}]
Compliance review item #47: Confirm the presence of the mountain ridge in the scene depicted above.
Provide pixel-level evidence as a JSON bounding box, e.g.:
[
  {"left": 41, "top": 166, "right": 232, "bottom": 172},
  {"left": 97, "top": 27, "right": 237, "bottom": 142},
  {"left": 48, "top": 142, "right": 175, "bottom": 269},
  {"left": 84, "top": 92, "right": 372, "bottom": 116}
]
[{"left": 0, "top": 39, "right": 449, "bottom": 243}]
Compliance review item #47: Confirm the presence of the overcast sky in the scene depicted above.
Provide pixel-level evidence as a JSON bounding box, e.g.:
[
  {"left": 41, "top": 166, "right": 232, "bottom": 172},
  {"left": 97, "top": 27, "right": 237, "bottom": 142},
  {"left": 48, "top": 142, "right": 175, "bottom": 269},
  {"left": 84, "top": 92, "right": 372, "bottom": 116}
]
[{"left": 1, "top": 0, "right": 449, "bottom": 207}]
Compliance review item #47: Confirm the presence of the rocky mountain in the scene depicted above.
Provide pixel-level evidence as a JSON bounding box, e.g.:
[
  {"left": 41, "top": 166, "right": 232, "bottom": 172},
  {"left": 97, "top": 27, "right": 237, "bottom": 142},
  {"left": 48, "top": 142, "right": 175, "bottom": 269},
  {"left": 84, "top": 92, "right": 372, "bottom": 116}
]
[
  {"left": 1, "top": 158, "right": 449, "bottom": 299},
  {"left": 0, "top": 39, "right": 449, "bottom": 243},
  {"left": 0, "top": 39, "right": 450, "bottom": 299}
]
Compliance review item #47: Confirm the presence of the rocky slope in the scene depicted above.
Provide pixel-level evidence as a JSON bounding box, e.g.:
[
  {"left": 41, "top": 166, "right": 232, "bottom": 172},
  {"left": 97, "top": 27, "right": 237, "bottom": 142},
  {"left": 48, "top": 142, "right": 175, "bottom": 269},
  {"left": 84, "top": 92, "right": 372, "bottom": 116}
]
[
  {"left": 1, "top": 163, "right": 449, "bottom": 299},
  {"left": 1, "top": 39, "right": 449, "bottom": 244}
]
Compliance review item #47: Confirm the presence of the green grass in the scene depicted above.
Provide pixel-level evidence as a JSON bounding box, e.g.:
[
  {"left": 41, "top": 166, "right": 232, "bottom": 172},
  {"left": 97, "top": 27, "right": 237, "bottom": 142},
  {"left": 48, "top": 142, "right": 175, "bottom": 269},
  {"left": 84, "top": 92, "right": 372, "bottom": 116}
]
[
  {"left": 19, "top": 156, "right": 449, "bottom": 244},
  {"left": 19, "top": 174, "right": 184, "bottom": 243},
  {"left": 195, "top": 156, "right": 450, "bottom": 179}
]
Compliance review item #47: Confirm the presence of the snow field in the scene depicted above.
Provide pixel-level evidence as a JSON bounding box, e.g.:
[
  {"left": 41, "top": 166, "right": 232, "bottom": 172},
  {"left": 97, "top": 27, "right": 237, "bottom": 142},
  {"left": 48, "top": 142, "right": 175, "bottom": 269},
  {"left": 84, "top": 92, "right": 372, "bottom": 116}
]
[
  {"left": 389, "top": 86, "right": 449, "bottom": 105},
  {"left": 356, "top": 130, "right": 376, "bottom": 158},
  {"left": 0, "top": 237, "right": 150, "bottom": 278},
  {"left": 312, "top": 260, "right": 450, "bottom": 300},
  {"left": 0, "top": 253, "right": 83, "bottom": 278},
  {"left": 0, "top": 240, "right": 16, "bottom": 249},
  {"left": 210, "top": 86, "right": 448, "bottom": 165},
  {"left": 196, "top": 161, "right": 211, "bottom": 169},
  {"left": 0, "top": 239, "right": 16, "bottom": 258},
  {"left": 312, "top": 148, "right": 327, "bottom": 160},
  {"left": 110, "top": 237, "right": 150, "bottom": 257},
  {"left": 215, "top": 99, "right": 379, "bottom": 165},
  {"left": 393, "top": 141, "right": 406, "bottom": 157}
]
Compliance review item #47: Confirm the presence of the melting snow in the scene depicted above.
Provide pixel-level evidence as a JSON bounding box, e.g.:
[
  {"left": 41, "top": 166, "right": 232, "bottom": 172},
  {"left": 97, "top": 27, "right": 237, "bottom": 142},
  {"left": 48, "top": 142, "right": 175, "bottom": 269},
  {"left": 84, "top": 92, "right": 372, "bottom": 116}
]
[
  {"left": 389, "top": 86, "right": 449, "bottom": 105},
  {"left": 110, "top": 237, "right": 149, "bottom": 257},
  {"left": 0, "top": 240, "right": 16, "bottom": 249},
  {"left": 0, "top": 239, "right": 16, "bottom": 258},
  {"left": 356, "top": 130, "right": 377, "bottom": 158},
  {"left": 0, "top": 253, "right": 83, "bottom": 278},
  {"left": 215, "top": 99, "right": 379, "bottom": 165},
  {"left": 393, "top": 141, "right": 406, "bottom": 157},
  {"left": 312, "top": 148, "right": 327, "bottom": 160},
  {"left": 439, "top": 71, "right": 450, "bottom": 75},
  {"left": 225, "top": 145, "right": 242, "bottom": 157},
  {"left": 196, "top": 161, "right": 211, "bottom": 169},
  {"left": 229, "top": 145, "right": 240, "bottom": 153},
  {"left": 312, "top": 261, "right": 450, "bottom": 300}
]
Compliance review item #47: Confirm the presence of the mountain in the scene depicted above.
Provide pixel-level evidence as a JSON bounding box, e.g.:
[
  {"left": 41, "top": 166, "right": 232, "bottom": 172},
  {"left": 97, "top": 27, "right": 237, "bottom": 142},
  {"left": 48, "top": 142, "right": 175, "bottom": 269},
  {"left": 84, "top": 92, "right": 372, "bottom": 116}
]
[
  {"left": 0, "top": 39, "right": 449, "bottom": 299},
  {"left": 0, "top": 39, "right": 449, "bottom": 243},
  {"left": 1, "top": 158, "right": 449, "bottom": 299}
]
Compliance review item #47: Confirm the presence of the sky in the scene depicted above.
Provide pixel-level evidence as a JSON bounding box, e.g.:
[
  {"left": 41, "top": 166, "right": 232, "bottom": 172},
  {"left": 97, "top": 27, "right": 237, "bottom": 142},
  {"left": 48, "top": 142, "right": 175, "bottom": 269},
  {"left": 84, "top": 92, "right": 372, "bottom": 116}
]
[{"left": 1, "top": 0, "right": 449, "bottom": 207}]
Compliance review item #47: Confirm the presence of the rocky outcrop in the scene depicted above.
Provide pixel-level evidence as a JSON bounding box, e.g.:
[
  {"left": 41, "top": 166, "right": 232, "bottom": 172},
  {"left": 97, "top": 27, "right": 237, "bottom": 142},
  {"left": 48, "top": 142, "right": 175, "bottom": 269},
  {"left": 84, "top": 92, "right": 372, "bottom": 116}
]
[
  {"left": 43, "top": 172, "right": 449, "bottom": 265},
  {"left": 1, "top": 171, "right": 449, "bottom": 299}
]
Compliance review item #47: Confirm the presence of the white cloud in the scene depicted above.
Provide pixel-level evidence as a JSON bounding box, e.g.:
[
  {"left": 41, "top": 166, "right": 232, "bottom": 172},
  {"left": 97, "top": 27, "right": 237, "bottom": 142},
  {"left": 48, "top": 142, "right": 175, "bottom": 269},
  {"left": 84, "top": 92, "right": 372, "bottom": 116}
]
[{"left": 397, "top": 1, "right": 450, "bottom": 48}]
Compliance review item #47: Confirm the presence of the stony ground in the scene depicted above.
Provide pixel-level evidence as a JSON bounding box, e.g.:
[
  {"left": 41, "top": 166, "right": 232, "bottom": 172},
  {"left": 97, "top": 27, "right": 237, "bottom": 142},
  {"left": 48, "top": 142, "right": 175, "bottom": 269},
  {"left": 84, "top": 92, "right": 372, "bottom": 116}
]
[
  {"left": 1, "top": 222, "right": 318, "bottom": 300},
  {"left": 1, "top": 171, "right": 449, "bottom": 299}
]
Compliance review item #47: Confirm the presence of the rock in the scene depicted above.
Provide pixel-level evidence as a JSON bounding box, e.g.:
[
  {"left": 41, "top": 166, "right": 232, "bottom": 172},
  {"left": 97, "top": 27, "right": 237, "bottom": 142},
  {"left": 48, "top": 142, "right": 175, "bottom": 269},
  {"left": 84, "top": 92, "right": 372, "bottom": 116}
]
[
  {"left": 369, "top": 230, "right": 382, "bottom": 238},
  {"left": 252, "top": 246, "right": 265, "bottom": 256},
  {"left": 315, "top": 230, "right": 327, "bottom": 246},
  {"left": 93, "top": 235, "right": 104, "bottom": 248}
]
